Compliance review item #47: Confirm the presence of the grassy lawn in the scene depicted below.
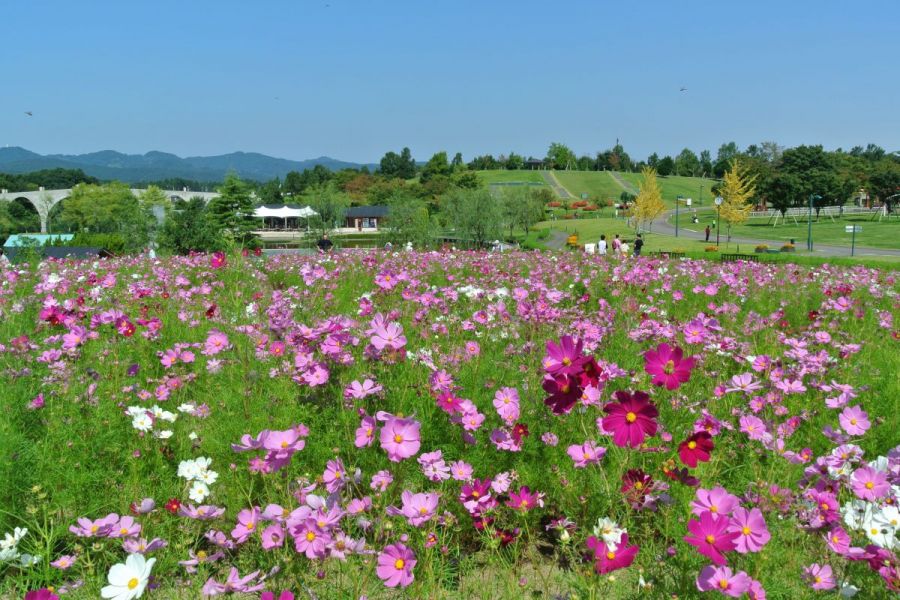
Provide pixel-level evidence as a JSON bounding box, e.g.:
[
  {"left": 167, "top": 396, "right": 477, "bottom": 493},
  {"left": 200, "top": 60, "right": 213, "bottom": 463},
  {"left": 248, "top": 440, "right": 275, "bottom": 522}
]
[
  {"left": 553, "top": 171, "right": 624, "bottom": 201},
  {"left": 670, "top": 212, "right": 900, "bottom": 250},
  {"left": 618, "top": 172, "right": 719, "bottom": 206},
  {"left": 476, "top": 169, "right": 546, "bottom": 185}
]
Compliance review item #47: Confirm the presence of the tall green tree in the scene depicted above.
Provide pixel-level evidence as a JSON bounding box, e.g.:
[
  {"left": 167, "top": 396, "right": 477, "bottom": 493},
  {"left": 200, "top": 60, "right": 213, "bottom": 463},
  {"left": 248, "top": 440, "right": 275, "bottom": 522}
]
[
  {"left": 302, "top": 184, "right": 350, "bottom": 237},
  {"left": 57, "top": 182, "right": 154, "bottom": 251},
  {"left": 158, "top": 197, "right": 222, "bottom": 254},
  {"left": 442, "top": 188, "right": 502, "bottom": 248},
  {"left": 379, "top": 147, "right": 416, "bottom": 179},
  {"left": 207, "top": 172, "right": 258, "bottom": 248},
  {"left": 420, "top": 152, "right": 452, "bottom": 183},
  {"left": 546, "top": 142, "right": 576, "bottom": 170},
  {"left": 384, "top": 192, "right": 432, "bottom": 248}
]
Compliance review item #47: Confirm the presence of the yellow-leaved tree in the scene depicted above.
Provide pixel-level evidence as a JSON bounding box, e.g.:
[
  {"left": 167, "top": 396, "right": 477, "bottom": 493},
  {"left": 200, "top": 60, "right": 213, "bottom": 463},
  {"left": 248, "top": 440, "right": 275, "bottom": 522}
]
[
  {"left": 633, "top": 167, "right": 666, "bottom": 232},
  {"left": 719, "top": 159, "right": 757, "bottom": 243}
]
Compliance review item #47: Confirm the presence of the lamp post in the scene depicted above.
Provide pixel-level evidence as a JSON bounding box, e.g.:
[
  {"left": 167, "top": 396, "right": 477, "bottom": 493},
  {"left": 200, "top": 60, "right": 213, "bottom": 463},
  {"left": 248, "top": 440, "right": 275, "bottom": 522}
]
[
  {"left": 807, "top": 194, "right": 822, "bottom": 252},
  {"left": 714, "top": 196, "right": 723, "bottom": 246},
  {"left": 675, "top": 195, "right": 682, "bottom": 237}
]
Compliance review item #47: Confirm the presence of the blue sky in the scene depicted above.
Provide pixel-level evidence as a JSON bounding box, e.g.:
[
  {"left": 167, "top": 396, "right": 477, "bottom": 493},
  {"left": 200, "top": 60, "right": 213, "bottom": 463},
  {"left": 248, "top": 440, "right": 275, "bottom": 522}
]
[{"left": 2, "top": 0, "right": 898, "bottom": 164}]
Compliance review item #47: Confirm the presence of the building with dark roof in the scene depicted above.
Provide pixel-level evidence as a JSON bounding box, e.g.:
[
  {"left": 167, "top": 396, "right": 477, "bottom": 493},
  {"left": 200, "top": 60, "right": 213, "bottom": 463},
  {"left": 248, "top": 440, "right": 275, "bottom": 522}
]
[{"left": 344, "top": 205, "right": 388, "bottom": 230}]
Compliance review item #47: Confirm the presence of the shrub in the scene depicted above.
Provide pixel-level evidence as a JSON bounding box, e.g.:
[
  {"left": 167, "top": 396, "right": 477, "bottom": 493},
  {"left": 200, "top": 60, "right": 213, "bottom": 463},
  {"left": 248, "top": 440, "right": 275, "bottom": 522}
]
[{"left": 705, "top": 246, "right": 719, "bottom": 252}]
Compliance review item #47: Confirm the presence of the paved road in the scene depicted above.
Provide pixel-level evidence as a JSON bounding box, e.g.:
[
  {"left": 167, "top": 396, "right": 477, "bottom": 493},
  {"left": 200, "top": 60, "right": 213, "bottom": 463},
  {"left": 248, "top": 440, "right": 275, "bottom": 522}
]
[
  {"left": 544, "top": 230, "right": 570, "bottom": 250},
  {"left": 541, "top": 170, "right": 573, "bottom": 199},
  {"left": 653, "top": 210, "right": 900, "bottom": 258}
]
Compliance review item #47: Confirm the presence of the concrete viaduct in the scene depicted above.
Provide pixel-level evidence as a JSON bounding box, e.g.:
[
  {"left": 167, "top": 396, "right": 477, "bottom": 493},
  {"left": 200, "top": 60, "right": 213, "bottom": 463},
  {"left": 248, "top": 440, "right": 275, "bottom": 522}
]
[{"left": 0, "top": 188, "right": 221, "bottom": 233}]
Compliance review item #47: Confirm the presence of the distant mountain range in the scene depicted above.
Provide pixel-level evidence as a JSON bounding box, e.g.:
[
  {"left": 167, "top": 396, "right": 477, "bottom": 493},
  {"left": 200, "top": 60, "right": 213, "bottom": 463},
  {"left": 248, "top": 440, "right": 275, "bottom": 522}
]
[{"left": 0, "top": 147, "right": 377, "bottom": 183}]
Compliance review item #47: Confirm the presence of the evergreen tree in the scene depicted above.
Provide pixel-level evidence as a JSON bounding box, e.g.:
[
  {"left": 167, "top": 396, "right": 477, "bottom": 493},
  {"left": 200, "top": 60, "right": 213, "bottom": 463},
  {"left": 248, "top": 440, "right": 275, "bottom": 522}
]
[{"left": 207, "top": 172, "right": 259, "bottom": 248}]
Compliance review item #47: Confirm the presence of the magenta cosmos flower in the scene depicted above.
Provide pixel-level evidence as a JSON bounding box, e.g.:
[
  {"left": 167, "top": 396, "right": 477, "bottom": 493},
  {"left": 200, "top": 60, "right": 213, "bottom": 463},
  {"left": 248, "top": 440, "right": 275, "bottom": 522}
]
[
  {"left": 678, "top": 432, "right": 714, "bottom": 468},
  {"left": 379, "top": 417, "right": 421, "bottom": 462},
  {"left": 586, "top": 533, "right": 639, "bottom": 574},
  {"left": 542, "top": 374, "right": 581, "bottom": 415},
  {"left": 643, "top": 343, "right": 696, "bottom": 390},
  {"left": 726, "top": 507, "right": 770, "bottom": 553},
  {"left": 851, "top": 466, "right": 889, "bottom": 501},
  {"left": 696, "top": 565, "right": 752, "bottom": 597},
  {"left": 376, "top": 543, "right": 416, "bottom": 588},
  {"left": 839, "top": 405, "right": 870, "bottom": 436},
  {"left": 602, "top": 390, "right": 659, "bottom": 448},
  {"left": 506, "top": 486, "right": 541, "bottom": 512},
  {"left": 389, "top": 490, "right": 439, "bottom": 527},
  {"left": 542, "top": 335, "right": 585, "bottom": 376},
  {"left": 684, "top": 511, "right": 739, "bottom": 565},
  {"left": 210, "top": 251, "right": 226, "bottom": 269},
  {"left": 24, "top": 590, "right": 59, "bottom": 600}
]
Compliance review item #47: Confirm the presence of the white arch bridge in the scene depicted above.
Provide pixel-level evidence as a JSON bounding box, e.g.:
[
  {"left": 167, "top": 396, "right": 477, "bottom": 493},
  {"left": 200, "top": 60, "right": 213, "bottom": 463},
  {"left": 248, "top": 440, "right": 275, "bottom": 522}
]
[{"left": 0, "top": 188, "right": 221, "bottom": 233}]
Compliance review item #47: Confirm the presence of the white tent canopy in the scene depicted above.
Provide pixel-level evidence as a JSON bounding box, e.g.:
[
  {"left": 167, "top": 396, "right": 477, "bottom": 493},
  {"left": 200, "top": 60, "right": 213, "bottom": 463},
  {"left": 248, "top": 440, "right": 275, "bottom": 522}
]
[{"left": 253, "top": 205, "right": 318, "bottom": 219}]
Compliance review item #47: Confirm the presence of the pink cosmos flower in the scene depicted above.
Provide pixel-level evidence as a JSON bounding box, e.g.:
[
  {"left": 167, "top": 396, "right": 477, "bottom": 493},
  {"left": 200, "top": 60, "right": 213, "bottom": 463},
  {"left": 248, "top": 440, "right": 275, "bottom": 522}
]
[
  {"left": 839, "top": 405, "right": 870, "bottom": 436},
  {"left": 370, "top": 320, "right": 407, "bottom": 351},
  {"left": 69, "top": 513, "right": 118, "bottom": 537},
  {"left": 345, "top": 378, "right": 383, "bottom": 399},
  {"left": 261, "top": 523, "right": 285, "bottom": 550},
  {"left": 293, "top": 520, "right": 329, "bottom": 559},
  {"left": 25, "top": 590, "right": 58, "bottom": 600},
  {"left": 450, "top": 461, "right": 473, "bottom": 481},
  {"left": 203, "top": 331, "right": 230, "bottom": 356},
  {"left": 727, "top": 507, "right": 770, "bottom": 553},
  {"left": 601, "top": 390, "right": 659, "bottom": 448},
  {"left": 725, "top": 373, "right": 763, "bottom": 394},
  {"left": 802, "top": 563, "right": 835, "bottom": 590},
  {"left": 739, "top": 415, "right": 769, "bottom": 442},
  {"left": 643, "top": 343, "right": 696, "bottom": 390},
  {"left": 543, "top": 335, "right": 585, "bottom": 376},
  {"left": 122, "top": 537, "right": 167, "bottom": 554},
  {"left": 825, "top": 527, "right": 851, "bottom": 554},
  {"left": 418, "top": 450, "right": 451, "bottom": 481},
  {"left": 566, "top": 441, "right": 606, "bottom": 468},
  {"left": 261, "top": 592, "right": 294, "bottom": 600},
  {"left": 355, "top": 415, "right": 377, "bottom": 448},
  {"left": 376, "top": 543, "right": 416, "bottom": 588},
  {"left": 202, "top": 567, "right": 265, "bottom": 595},
  {"left": 210, "top": 251, "right": 227, "bottom": 269},
  {"left": 506, "top": 486, "right": 541, "bottom": 512},
  {"left": 322, "top": 459, "right": 347, "bottom": 494},
  {"left": 678, "top": 432, "right": 714, "bottom": 468},
  {"left": 850, "top": 466, "right": 889, "bottom": 501},
  {"left": 379, "top": 417, "right": 421, "bottom": 462},
  {"left": 696, "top": 565, "right": 752, "bottom": 596},
  {"left": 684, "top": 511, "right": 739, "bottom": 565},
  {"left": 493, "top": 387, "right": 521, "bottom": 425},
  {"left": 370, "top": 470, "right": 393, "bottom": 492},
  {"left": 586, "top": 533, "right": 639, "bottom": 574},
  {"left": 179, "top": 504, "right": 225, "bottom": 520},
  {"left": 231, "top": 507, "right": 260, "bottom": 543},
  {"left": 50, "top": 555, "right": 76, "bottom": 569},
  {"left": 692, "top": 487, "right": 740, "bottom": 517},
  {"left": 109, "top": 515, "right": 141, "bottom": 538},
  {"left": 389, "top": 490, "right": 439, "bottom": 527}
]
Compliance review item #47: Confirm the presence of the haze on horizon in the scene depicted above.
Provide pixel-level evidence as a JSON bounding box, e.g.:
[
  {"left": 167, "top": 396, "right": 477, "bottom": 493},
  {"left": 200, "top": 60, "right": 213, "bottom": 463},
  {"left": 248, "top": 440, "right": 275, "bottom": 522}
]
[{"left": 2, "top": 0, "right": 898, "bottom": 164}]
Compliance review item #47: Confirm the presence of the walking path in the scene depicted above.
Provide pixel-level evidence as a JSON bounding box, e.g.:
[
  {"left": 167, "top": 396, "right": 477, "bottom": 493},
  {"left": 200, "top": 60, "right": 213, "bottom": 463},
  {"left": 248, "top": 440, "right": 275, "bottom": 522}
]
[
  {"left": 653, "top": 210, "right": 900, "bottom": 258},
  {"left": 541, "top": 171, "right": 573, "bottom": 199},
  {"left": 544, "top": 229, "right": 570, "bottom": 250},
  {"left": 609, "top": 171, "right": 638, "bottom": 195}
]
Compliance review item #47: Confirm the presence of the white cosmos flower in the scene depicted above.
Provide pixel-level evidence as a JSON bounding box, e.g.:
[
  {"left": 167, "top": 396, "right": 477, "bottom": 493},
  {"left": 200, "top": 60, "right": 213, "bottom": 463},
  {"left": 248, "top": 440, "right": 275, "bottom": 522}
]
[
  {"left": 872, "top": 505, "right": 900, "bottom": 532},
  {"left": 153, "top": 430, "right": 173, "bottom": 440},
  {"left": 198, "top": 469, "right": 218, "bottom": 485},
  {"left": 592, "top": 517, "right": 625, "bottom": 550},
  {"left": 177, "top": 459, "right": 201, "bottom": 480},
  {"left": 131, "top": 414, "right": 153, "bottom": 432},
  {"left": 101, "top": 553, "right": 155, "bottom": 600},
  {"left": 177, "top": 403, "right": 196, "bottom": 414},
  {"left": 189, "top": 481, "right": 210, "bottom": 503},
  {"left": 841, "top": 499, "right": 872, "bottom": 531},
  {"left": 862, "top": 514, "right": 897, "bottom": 549},
  {"left": 150, "top": 406, "right": 176, "bottom": 422}
]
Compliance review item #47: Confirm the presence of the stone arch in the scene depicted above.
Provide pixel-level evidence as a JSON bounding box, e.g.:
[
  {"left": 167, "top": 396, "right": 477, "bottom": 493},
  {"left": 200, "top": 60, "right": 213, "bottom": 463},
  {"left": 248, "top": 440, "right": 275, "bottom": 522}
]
[
  {"left": 45, "top": 195, "right": 73, "bottom": 234},
  {"left": 6, "top": 197, "right": 41, "bottom": 232}
]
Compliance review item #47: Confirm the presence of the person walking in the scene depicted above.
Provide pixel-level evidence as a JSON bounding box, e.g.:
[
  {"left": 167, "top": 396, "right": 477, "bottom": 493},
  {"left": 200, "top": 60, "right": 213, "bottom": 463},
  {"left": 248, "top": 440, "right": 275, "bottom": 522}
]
[
  {"left": 704, "top": 225, "right": 711, "bottom": 242},
  {"left": 633, "top": 234, "right": 644, "bottom": 257},
  {"left": 612, "top": 234, "right": 621, "bottom": 255},
  {"left": 597, "top": 234, "right": 608, "bottom": 256}
]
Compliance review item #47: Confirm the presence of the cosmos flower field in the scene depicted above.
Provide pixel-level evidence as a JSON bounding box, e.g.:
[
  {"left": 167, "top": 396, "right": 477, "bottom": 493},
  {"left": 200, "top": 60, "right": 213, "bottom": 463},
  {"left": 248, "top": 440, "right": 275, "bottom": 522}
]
[{"left": 0, "top": 250, "right": 897, "bottom": 599}]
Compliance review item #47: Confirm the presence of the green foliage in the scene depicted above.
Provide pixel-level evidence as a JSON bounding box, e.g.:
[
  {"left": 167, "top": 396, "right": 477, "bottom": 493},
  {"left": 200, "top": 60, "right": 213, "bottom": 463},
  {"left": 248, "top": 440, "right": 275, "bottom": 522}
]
[
  {"left": 441, "top": 188, "right": 502, "bottom": 247},
  {"left": 675, "top": 148, "right": 701, "bottom": 176},
  {"left": 384, "top": 192, "right": 432, "bottom": 248},
  {"left": 158, "top": 197, "right": 222, "bottom": 254},
  {"left": 656, "top": 155, "right": 675, "bottom": 176},
  {"left": 379, "top": 147, "right": 417, "bottom": 180},
  {"left": 420, "top": 151, "right": 452, "bottom": 183},
  {"left": 207, "top": 173, "right": 259, "bottom": 248},
  {"left": 545, "top": 142, "right": 576, "bottom": 170},
  {"left": 500, "top": 186, "right": 545, "bottom": 237},
  {"left": 302, "top": 184, "right": 350, "bottom": 237},
  {"left": 0, "top": 168, "right": 98, "bottom": 192},
  {"left": 54, "top": 182, "right": 153, "bottom": 251}
]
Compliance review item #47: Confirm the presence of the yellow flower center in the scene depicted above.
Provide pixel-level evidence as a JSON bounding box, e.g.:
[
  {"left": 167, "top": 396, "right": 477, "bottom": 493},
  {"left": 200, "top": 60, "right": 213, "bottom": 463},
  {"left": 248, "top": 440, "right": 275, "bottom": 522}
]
[
  {"left": 831, "top": 536, "right": 839, "bottom": 543},
  {"left": 562, "top": 357, "right": 571, "bottom": 366},
  {"left": 865, "top": 481, "right": 874, "bottom": 489},
  {"left": 871, "top": 528, "right": 879, "bottom": 535},
  {"left": 688, "top": 441, "right": 697, "bottom": 450},
  {"left": 606, "top": 551, "right": 616, "bottom": 560},
  {"left": 120, "top": 528, "right": 128, "bottom": 535},
  {"left": 850, "top": 418, "right": 857, "bottom": 425},
  {"left": 281, "top": 441, "right": 288, "bottom": 448},
  {"left": 709, "top": 505, "right": 718, "bottom": 513},
  {"left": 197, "top": 551, "right": 207, "bottom": 560},
  {"left": 663, "top": 360, "right": 676, "bottom": 375},
  {"left": 246, "top": 522, "right": 254, "bottom": 530},
  {"left": 820, "top": 502, "right": 830, "bottom": 510},
  {"left": 742, "top": 526, "right": 751, "bottom": 535},
  {"left": 814, "top": 576, "right": 822, "bottom": 584},
  {"left": 419, "top": 507, "right": 428, "bottom": 514},
  {"left": 583, "top": 452, "right": 591, "bottom": 460},
  {"left": 472, "top": 491, "right": 480, "bottom": 498},
  {"left": 503, "top": 397, "right": 510, "bottom": 404},
  {"left": 394, "top": 559, "right": 405, "bottom": 570},
  {"left": 719, "top": 579, "right": 729, "bottom": 589},
  {"left": 561, "top": 384, "right": 570, "bottom": 393},
  {"left": 705, "top": 535, "right": 715, "bottom": 544},
  {"left": 128, "top": 578, "right": 139, "bottom": 590},
  {"left": 634, "top": 482, "right": 644, "bottom": 490},
  {"left": 625, "top": 412, "right": 637, "bottom": 423},
  {"left": 393, "top": 434, "right": 403, "bottom": 443},
  {"left": 306, "top": 531, "right": 316, "bottom": 541},
  {"left": 90, "top": 525, "right": 99, "bottom": 533}
]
